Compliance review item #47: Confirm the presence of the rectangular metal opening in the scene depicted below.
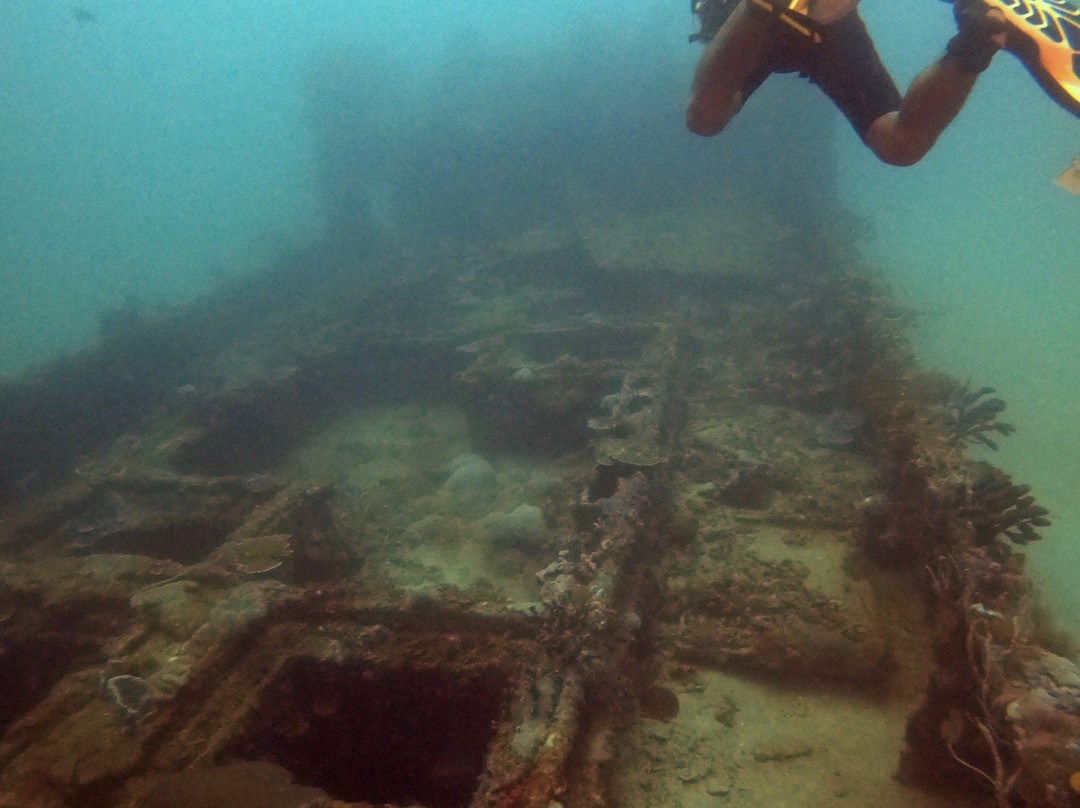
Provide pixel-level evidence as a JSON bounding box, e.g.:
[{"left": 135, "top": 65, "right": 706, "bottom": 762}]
[{"left": 224, "top": 658, "right": 510, "bottom": 808}]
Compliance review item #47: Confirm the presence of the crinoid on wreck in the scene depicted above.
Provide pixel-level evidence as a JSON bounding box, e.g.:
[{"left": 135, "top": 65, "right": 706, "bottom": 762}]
[
  {"left": 939, "top": 383, "right": 1017, "bottom": 451},
  {"left": 959, "top": 462, "right": 1052, "bottom": 547}
]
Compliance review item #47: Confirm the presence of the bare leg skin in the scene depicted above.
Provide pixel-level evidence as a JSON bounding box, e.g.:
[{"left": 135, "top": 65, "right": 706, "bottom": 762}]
[
  {"left": 687, "top": 1, "right": 776, "bottom": 136},
  {"left": 864, "top": 57, "right": 980, "bottom": 166},
  {"left": 865, "top": 9, "right": 1005, "bottom": 166},
  {"left": 688, "top": 3, "right": 1003, "bottom": 165}
]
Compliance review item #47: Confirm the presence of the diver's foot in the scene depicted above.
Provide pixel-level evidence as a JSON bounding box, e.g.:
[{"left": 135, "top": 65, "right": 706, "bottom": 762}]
[
  {"left": 949, "top": 0, "right": 1080, "bottom": 117},
  {"left": 946, "top": 0, "right": 1008, "bottom": 73}
]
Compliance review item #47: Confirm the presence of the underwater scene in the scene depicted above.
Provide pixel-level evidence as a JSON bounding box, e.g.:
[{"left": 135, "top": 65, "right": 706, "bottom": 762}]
[{"left": 1, "top": 1, "right": 1079, "bottom": 807}]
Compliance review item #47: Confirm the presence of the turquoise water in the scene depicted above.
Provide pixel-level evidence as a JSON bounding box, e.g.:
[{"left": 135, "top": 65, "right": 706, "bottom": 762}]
[
  {"left": 1, "top": 1, "right": 318, "bottom": 365},
  {"left": 2, "top": 0, "right": 1078, "bottom": 628},
  {"left": 0, "top": 0, "right": 691, "bottom": 368}
]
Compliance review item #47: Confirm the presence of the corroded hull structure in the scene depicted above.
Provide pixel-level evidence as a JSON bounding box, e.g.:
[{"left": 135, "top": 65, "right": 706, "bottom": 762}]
[{"left": 0, "top": 222, "right": 1076, "bottom": 808}]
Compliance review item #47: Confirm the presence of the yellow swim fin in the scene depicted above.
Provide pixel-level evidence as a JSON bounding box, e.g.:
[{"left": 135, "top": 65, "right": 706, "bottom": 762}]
[{"left": 980, "top": 0, "right": 1080, "bottom": 117}]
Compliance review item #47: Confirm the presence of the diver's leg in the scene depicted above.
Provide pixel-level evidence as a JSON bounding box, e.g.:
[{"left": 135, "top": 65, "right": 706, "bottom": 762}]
[
  {"left": 864, "top": 7, "right": 1005, "bottom": 166},
  {"left": 687, "top": 1, "right": 776, "bottom": 136},
  {"left": 863, "top": 61, "right": 981, "bottom": 166}
]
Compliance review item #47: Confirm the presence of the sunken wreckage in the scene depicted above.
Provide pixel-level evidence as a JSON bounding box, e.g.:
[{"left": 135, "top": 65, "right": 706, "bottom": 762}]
[{"left": 0, "top": 230, "right": 1077, "bottom": 808}]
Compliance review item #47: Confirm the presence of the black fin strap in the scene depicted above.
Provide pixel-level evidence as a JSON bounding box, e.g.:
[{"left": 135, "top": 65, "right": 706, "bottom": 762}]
[
  {"left": 944, "top": 0, "right": 1003, "bottom": 74},
  {"left": 945, "top": 29, "right": 1000, "bottom": 72}
]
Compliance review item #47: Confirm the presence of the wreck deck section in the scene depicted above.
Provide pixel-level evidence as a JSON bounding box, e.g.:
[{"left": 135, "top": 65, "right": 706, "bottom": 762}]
[{"left": 0, "top": 229, "right": 1077, "bottom": 808}]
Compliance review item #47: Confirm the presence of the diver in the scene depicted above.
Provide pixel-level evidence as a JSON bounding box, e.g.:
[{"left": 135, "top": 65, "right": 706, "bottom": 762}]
[{"left": 686, "top": 0, "right": 1080, "bottom": 166}]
